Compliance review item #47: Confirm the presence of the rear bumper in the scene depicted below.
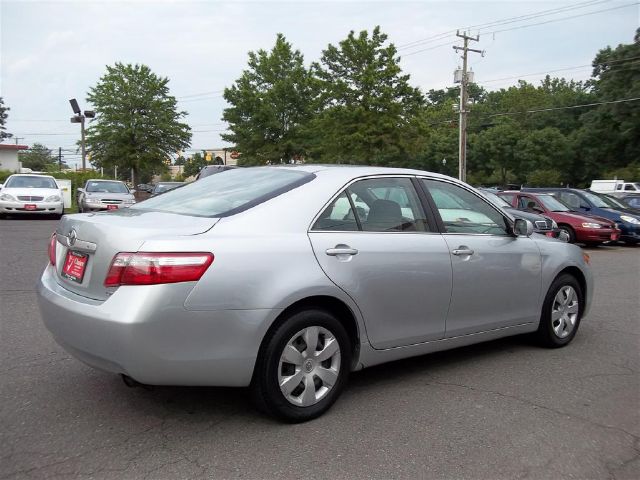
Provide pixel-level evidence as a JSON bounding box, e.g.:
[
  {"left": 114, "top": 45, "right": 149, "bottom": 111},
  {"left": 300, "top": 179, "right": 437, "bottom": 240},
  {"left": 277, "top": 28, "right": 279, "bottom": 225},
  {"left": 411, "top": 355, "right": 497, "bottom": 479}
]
[
  {"left": 37, "top": 265, "right": 279, "bottom": 386},
  {"left": 0, "top": 200, "right": 63, "bottom": 214}
]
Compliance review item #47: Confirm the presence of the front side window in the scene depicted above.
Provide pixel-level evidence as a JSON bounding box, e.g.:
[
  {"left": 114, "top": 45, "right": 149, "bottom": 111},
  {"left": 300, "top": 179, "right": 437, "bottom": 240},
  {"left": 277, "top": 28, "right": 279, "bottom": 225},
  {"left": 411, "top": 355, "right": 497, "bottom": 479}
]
[
  {"left": 518, "top": 196, "right": 543, "bottom": 212},
  {"left": 422, "top": 179, "right": 509, "bottom": 235},
  {"left": 313, "top": 177, "right": 429, "bottom": 232}
]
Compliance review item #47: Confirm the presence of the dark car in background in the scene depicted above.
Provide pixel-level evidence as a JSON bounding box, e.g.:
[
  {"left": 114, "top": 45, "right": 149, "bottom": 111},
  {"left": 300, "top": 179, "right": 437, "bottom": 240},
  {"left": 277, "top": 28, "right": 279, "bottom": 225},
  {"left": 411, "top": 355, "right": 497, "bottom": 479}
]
[
  {"left": 499, "top": 191, "right": 619, "bottom": 246},
  {"left": 522, "top": 188, "right": 640, "bottom": 245},
  {"left": 151, "top": 182, "right": 185, "bottom": 197},
  {"left": 601, "top": 193, "right": 640, "bottom": 215},
  {"left": 479, "top": 189, "right": 566, "bottom": 241},
  {"left": 195, "top": 165, "right": 237, "bottom": 180}
]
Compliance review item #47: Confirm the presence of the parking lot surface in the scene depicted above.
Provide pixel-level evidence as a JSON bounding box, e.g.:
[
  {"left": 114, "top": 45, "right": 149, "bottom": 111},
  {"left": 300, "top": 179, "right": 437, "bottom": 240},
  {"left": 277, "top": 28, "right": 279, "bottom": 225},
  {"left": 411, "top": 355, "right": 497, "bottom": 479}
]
[{"left": 1, "top": 218, "right": 638, "bottom": 479}]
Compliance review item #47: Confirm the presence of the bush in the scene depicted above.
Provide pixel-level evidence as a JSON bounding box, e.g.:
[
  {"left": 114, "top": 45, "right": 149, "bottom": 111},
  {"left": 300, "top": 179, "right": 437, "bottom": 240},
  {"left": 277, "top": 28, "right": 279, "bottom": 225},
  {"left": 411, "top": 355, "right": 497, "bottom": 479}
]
[{"left": 0, "top": 170, "right": 13, "bottom": 183}]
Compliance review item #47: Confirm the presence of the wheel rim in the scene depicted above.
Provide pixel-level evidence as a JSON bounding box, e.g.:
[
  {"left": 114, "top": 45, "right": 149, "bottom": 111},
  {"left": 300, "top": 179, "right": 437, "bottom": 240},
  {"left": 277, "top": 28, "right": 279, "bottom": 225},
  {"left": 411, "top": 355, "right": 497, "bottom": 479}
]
[
  {"left": 551, "top": 286, "right": 579, "bottom": 338},
  {"left": 278, "top": 326, "right": 341, "bottom": 407}
]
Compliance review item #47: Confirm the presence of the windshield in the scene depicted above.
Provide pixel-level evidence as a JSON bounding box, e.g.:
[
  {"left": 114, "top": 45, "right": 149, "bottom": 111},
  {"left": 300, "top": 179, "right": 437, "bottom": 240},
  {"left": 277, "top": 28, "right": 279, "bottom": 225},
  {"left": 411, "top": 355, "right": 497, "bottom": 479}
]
[
  {"left": 481, "top": 191, "right": 511, "bottom": 208},
  {"left": 154, "top": 183, "right": 183, "bottom": 194},
  {"left": 537, "top": 194, "right": 569, "bottom": 211},
  {"left": 86, "top": 181, "right": 129, "bottom": 193},
  {"left": 132, "top": 167, "right": 314, "bottom": 217},
  {"left": 5, "top": 176, "right": 58, "bottom": 189},
  {"left": 599, "top": 194, "right": 627, "bottom": 209},
  {"left": 581, "top": 190, "right": 610, "bottom": 208}
]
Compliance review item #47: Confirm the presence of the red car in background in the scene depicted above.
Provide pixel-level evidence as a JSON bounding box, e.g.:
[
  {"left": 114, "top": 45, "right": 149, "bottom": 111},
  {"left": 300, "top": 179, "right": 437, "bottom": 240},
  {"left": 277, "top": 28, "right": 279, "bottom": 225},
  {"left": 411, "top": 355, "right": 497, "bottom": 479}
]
[{"left": 498, "top": 191, "right": 620, "bottom": 246}]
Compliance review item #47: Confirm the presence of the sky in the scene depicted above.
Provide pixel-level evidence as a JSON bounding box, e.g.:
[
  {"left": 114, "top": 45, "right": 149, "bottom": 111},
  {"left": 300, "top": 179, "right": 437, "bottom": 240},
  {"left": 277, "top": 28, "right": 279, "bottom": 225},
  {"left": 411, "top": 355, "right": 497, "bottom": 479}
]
[{"left": 1, "top": 0, "right": 638, "bottom": 168}]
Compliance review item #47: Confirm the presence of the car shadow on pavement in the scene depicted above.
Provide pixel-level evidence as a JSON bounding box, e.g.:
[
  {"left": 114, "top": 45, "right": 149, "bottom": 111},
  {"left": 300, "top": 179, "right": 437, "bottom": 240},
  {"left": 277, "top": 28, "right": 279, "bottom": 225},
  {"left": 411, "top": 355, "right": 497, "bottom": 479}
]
[{"left": 103, "top": 334, "right": 533, "bottom": 425}]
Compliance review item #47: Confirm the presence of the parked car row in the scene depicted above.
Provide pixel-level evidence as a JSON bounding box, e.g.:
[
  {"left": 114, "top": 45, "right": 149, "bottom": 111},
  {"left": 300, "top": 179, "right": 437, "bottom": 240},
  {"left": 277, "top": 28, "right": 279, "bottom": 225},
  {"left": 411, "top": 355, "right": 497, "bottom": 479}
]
[{"left": 493, "top": 187, "right": 640, "bottom": 246}]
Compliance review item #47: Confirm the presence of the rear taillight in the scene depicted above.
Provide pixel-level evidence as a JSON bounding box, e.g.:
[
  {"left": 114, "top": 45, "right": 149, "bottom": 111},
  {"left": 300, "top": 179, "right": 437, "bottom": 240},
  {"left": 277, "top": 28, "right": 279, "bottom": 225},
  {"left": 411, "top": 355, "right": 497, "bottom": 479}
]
[
  {"left": 48, "top": 233, "right": 57, "bottom": 266},
  {"left": 104, "top": 252, "right": 214, "bottom": 287}
]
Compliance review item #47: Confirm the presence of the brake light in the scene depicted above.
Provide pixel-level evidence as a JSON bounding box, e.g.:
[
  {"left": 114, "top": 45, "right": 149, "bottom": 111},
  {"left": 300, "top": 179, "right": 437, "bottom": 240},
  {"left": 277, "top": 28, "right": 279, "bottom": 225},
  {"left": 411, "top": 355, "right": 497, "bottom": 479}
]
[
  {"left": 48, "top": 233, "right": 57, "bottom": 266},
  {"left": 104, "top": 252, "right": 214, "bottom": 287}
]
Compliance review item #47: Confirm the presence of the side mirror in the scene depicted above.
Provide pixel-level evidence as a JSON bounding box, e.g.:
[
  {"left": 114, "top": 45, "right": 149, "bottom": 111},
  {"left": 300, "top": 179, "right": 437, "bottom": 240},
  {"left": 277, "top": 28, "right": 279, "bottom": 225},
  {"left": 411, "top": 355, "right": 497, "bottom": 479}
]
[
  {"left": 130, "top": 189, "right": 136, "bottom": 194},
  {"left": 513, "top": 218, "right": 534, "bottom": 237},
  {"left": 581, "top": 204, "right": 590, "bottom": 211},
  {"left": 77, "top": 188, "right": 85, "bottom": 193}
]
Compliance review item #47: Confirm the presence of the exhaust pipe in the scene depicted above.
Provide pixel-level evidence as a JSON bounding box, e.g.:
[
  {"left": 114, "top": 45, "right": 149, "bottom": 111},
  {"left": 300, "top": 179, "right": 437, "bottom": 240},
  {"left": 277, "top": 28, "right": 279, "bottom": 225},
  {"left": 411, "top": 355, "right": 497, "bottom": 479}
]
[{"left": 121, "top": 374, "right": 153, "bottom": 390}]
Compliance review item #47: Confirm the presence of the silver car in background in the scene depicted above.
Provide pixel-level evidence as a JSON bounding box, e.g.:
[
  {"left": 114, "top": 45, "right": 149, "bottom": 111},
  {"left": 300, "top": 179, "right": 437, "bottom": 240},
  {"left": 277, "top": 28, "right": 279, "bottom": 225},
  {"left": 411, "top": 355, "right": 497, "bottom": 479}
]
[
  {"left": 77, "top": 179, "right": 136, "bottom": 212},
  {"left": 38, "top": 166, "right": 592, "bottom": 422}
]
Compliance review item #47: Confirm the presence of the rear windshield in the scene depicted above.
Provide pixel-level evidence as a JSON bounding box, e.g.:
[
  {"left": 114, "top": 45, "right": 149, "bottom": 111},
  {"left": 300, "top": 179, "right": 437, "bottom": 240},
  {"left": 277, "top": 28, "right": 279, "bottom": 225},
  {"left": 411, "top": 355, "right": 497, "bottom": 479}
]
[
  {"left": 5, "top": 176, "right": 58, "bottom": 189},
  {"left": 86, "top": 181, "right": 129, "bottom": 193},
  {"left": 132, "top": 167, "right": 314, "bottom": 217}
]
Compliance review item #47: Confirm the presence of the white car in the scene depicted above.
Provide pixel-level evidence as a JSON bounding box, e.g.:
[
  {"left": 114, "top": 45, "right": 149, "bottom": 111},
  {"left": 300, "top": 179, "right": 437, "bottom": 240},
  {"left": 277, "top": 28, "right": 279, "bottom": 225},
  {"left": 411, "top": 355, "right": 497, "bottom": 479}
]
[{"left": 0, "top": 174, "right": 64, "bottom": 218}]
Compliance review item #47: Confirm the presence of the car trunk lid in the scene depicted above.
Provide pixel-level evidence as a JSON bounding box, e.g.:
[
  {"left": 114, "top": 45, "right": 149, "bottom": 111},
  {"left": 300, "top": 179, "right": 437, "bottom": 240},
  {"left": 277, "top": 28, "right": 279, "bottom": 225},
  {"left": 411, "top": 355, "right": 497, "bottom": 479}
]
[{"left": 53, "top": 210, "right": 218, "bottom": 300}]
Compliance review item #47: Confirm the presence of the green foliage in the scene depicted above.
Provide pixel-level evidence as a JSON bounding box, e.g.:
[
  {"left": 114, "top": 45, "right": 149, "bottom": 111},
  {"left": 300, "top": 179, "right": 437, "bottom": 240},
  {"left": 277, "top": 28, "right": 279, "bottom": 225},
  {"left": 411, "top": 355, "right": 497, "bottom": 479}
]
[
  {"left": 85, "top": 62, "right": 191, "bottom": 185},
  {"left": 308, "top": 27, "right": 425, "bottom": 164},
  {"left": 222, "top": 34, "right": 315, "bottom": 165},
  {"left": 0, "top": 169, "right": 13, "bottom": 182},
  {"left": 527, "top": 169, "right": 563, "bottom": 187},
  {"left": 159, "top": 172, "right": 172, "bottom": 182},
  {"left": 18, "top": 143, "right": 61, "bottom": 171},
  {"left": 0, "top": 97, "right": 10, "bottom": 140},
  {"left": 183, "top": 152, "right": 208, "bottom": 177}
]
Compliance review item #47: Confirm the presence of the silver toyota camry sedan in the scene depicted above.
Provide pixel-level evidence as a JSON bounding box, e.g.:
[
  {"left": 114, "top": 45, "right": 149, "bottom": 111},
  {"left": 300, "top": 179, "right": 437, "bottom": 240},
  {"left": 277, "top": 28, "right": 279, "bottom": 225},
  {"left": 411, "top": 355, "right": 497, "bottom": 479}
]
[{"left": 38, "top": 166, "right": 592, "bottom": 422}]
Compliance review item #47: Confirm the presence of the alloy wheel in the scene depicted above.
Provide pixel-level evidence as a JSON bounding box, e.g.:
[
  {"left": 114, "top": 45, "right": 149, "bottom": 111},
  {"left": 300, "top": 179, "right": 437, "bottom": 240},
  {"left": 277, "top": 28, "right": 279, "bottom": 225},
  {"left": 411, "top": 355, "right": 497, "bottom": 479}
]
[
  {"left": 278, "top": 326, "right": 341, "bottom": 407},
  {"left": 551, "top": 286, "right": 579, "bottom": 339}
]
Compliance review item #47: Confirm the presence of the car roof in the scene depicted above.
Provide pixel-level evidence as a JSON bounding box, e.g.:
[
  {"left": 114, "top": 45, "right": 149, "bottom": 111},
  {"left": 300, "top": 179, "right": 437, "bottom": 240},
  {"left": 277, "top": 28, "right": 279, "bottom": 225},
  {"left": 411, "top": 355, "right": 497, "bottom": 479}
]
[
  {"left": 261, "top": 164, "right": 452, "bottom": 182},
  {"left": 8, "top": 173, "right": 56, "bottom": 179},
  {"left": 86, "top": 179, "right": 125, "bottom": 182}
]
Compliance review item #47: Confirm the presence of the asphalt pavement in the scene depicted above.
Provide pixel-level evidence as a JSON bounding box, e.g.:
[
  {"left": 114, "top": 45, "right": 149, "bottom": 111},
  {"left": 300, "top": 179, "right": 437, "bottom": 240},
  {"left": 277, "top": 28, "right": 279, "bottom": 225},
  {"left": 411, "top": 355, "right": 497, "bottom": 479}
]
[{"left": 1, "top": 217, "right": 638, "bottom": 479}]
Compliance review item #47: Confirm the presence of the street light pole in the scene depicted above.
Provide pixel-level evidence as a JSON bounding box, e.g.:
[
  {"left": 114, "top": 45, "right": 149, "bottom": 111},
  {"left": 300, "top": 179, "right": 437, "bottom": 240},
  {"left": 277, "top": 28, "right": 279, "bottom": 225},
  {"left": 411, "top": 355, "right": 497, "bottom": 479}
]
[{"left": 69, "top": 99, "right": 95, "bottom": 171}]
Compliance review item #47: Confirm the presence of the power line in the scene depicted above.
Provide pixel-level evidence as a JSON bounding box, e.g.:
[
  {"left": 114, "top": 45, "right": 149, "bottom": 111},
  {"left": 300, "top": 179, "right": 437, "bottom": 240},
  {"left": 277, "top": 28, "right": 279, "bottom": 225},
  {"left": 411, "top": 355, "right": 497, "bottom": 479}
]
[
  {"left": 479, "top": 58, "right": 640, "bottom": 84},
  {"left": 176, "top": 89, "right": 225, "bottom": 99},
  {"left": 397, "top": 0, "right": 610, "bottom": 51},
  {"left": 484, "top": 97, "right": 640, "bottom": 118},
  {"left": 484, "top": 2, "right": 639, "bottom": 36}
]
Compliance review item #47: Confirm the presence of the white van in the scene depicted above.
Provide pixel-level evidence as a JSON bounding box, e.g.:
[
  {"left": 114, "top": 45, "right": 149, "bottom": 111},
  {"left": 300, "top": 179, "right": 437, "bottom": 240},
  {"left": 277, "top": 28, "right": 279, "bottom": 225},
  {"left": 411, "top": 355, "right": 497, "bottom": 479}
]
[{"left": 590, "top": 179, "right": 640, "bottom": 195}]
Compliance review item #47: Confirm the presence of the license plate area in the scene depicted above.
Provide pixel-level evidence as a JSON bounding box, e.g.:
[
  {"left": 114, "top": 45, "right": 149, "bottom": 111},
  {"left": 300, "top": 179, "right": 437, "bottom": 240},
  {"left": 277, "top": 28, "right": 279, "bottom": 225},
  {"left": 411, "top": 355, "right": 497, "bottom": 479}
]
[
  {"left": 107, "top": 204, "right": 118, "bottom": 210},
  {"left": 24, "top": 204, "right": 37, "bottom": 210},
  {"left": 62, "top": 251, "right": 88, "bottom": 283}
]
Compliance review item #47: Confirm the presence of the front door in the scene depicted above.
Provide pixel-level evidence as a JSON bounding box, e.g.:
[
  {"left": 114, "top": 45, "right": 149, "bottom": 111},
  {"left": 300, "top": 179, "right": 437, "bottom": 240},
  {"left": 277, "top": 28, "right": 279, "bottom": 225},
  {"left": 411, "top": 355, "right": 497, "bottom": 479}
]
[
  {"left": 421, "top": 179, "right": 542, "bottom": 338},
  {"left": 308, "top": 177, "right": 452, "bottom": 349}
]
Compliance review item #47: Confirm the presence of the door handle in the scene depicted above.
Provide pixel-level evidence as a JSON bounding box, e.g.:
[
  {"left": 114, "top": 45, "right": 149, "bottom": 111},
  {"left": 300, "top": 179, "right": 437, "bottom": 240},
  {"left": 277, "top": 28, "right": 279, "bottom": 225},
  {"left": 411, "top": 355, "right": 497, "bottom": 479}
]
[
  {"left": 326, "top": 246, "right": 358, "bottom": 256},
  {"left": 452, "top": 247, "right": 474, "bottom": 256}
]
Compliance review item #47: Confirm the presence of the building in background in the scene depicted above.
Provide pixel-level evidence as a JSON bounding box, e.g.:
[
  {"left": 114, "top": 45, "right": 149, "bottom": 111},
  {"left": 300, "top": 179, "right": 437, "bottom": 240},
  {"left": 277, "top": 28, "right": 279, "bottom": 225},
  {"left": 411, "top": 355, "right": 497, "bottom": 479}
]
[{"left": 0, "top": 144, "right": 28, "bottom": 172}]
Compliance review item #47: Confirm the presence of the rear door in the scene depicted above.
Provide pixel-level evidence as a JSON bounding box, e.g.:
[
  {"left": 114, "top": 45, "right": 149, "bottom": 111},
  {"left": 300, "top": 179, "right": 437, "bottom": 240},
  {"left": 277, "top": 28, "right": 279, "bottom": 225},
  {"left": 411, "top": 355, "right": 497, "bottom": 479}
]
[
  {"left": 308, "top": 176, "right": 452, "bottom": 349},
  {"left": 420, "top": 179, "right": 542, "bottom": 338}
]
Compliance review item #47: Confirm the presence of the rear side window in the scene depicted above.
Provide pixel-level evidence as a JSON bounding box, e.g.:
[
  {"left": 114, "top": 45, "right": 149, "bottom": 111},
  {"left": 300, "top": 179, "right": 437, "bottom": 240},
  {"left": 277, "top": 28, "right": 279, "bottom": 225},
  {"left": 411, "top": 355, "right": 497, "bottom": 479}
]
[{"left": 132, "top": 168, "right": 314, "bottom": 217}]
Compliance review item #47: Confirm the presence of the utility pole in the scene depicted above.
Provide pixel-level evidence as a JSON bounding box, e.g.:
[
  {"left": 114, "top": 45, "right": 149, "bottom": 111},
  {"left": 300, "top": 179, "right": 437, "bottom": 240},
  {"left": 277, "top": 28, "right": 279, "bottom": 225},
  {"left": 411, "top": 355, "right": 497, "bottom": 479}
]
[
  {"left": 453, "top": 31, "right": 482, "bottom": 183},
  {"left": 58, "top": 147, "right": 62, "bottom": 171}
]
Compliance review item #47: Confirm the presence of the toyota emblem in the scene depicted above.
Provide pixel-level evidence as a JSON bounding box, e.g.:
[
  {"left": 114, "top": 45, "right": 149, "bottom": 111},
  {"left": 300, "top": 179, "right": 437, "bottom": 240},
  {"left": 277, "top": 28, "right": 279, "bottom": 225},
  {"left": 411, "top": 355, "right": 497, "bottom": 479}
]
[{"left": 67, "top": 229, "right": 77, "bottom": 247}]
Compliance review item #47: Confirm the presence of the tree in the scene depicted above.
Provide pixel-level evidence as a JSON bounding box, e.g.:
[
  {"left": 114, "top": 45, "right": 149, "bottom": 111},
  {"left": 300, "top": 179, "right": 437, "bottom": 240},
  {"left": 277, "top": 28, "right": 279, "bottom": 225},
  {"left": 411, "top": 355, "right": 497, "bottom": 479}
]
[
  {"left": 308, "top": 27, "right": 425, "bottom": 164},
  {"left": 183, "top": 152, "right": 208, "bottom": 178},
  {"left": 222, "top": 34, "right": 315, "bottom": 165},
  {"left": 85, "top": 63, "right": 191, "bottom": 185},
  {"left": 0, "top": 97, "right": 11, "bottom": 140},
  {"left": 18, "top": 143, "right": 56, "bottom": 171},
  {"left": 575, "top": 28, "right": 640, "bottom": 173},
  {"left": 472, "top": 119, "right": 523, "bottom": 186}
]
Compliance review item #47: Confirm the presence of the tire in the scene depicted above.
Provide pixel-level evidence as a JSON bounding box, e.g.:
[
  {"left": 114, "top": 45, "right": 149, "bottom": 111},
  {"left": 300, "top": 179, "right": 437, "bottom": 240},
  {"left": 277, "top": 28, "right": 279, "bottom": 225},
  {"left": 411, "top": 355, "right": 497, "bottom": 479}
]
[
  {"left": 536, "top": 274, "right": 583, "bottom": 348},
  {"left": 558, "top": 225, "right": 576, "bottom": 243},
  {"left": 250, "top": 309, "right": 351, "bottom": 423}
]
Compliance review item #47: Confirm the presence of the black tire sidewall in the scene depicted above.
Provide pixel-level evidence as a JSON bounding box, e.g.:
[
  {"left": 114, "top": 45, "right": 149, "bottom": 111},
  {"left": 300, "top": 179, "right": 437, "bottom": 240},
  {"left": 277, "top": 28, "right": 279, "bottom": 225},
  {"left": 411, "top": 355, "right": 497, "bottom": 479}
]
[
  {"left": 253, "top": 309, "right": 351, "bottom": 423},
  {"left": 538, "top": 274, "right": 583, "bottom": 347}
]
